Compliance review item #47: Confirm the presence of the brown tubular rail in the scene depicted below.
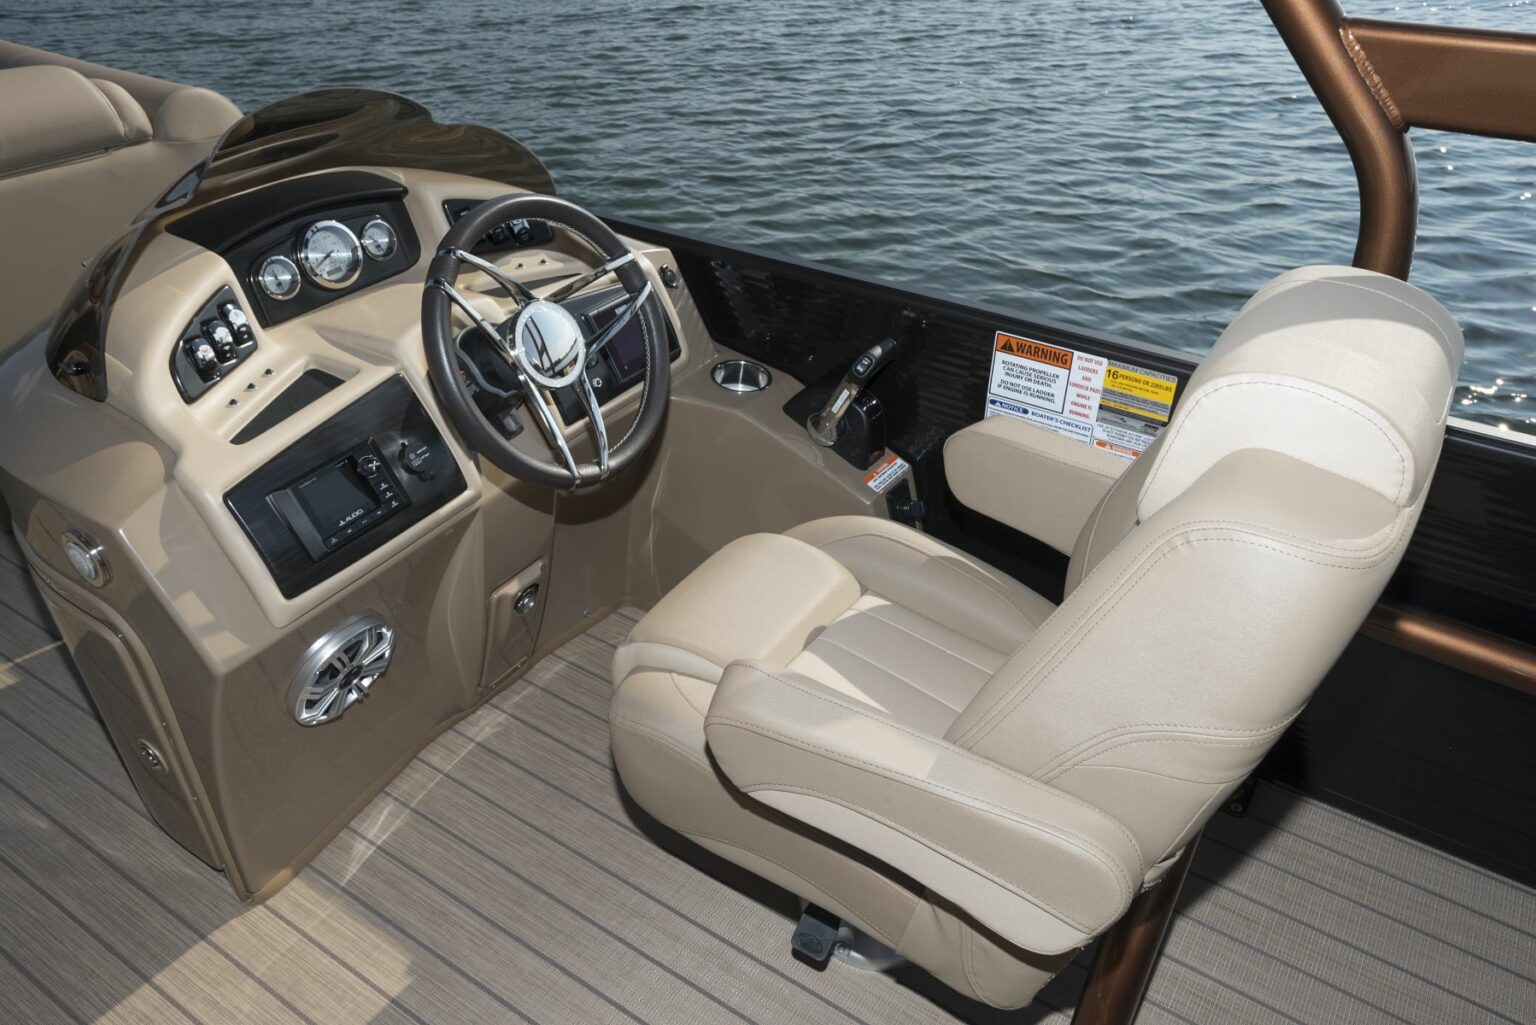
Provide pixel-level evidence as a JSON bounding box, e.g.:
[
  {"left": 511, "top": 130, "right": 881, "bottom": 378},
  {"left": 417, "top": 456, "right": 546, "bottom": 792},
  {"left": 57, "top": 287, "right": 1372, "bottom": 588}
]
[
  {"left": 1263, "top": 0, "right": 1536, "bottom": 698},
  {"left": 1070, "top": 5, "right": 1536, "bottom": 1023}
]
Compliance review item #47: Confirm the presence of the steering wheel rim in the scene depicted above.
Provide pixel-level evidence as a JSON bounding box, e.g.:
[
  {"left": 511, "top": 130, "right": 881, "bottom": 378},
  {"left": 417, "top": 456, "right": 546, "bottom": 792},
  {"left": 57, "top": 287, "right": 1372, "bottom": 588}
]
[{"left": 421, "top": 194, "right": 670, "bottom": 489}]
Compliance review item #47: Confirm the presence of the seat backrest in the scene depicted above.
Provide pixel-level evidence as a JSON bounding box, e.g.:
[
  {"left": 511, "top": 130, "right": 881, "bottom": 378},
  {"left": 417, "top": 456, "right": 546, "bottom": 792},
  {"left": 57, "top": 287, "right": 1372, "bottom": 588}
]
[
  {"left": 0, "top": 46, "right": 240, "bottom": 357},
  {"left": 946, "top": 266, "right": 1463, "bottom": 871}
]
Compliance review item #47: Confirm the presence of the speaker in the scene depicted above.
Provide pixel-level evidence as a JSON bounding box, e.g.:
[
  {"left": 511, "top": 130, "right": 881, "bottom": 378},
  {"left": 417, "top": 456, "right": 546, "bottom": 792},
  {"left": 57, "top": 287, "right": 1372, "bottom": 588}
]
[{"left": 288, "top": 613, "right": 395, "bottom": 726}]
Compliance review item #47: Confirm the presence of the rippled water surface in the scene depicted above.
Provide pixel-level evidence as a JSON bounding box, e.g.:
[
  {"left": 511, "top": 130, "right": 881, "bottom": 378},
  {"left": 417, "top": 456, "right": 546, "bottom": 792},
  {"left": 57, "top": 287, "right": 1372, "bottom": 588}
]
[{"left": 6, "top": 0, "right": 1534, "bottom": 433}]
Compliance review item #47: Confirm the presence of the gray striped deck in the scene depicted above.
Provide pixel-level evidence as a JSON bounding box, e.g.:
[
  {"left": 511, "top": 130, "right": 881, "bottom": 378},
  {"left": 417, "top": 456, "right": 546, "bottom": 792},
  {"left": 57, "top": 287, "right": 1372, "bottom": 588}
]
[{"left": 1, "top": 530, "right": 1532, "bottom": 1024}]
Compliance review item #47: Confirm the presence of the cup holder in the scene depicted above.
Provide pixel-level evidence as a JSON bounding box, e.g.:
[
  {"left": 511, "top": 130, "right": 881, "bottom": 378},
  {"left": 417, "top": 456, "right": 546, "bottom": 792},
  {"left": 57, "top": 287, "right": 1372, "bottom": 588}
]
[{"left": 711, "top": 359, "right": 771, "bottom": 393}]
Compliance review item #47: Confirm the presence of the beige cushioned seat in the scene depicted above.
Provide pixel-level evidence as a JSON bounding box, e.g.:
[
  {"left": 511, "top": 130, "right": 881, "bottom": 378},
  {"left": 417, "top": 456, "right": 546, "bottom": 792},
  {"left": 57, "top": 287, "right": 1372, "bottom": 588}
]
[{"left": 610, "top": 266, "right": 1464, "bottom": 1008}]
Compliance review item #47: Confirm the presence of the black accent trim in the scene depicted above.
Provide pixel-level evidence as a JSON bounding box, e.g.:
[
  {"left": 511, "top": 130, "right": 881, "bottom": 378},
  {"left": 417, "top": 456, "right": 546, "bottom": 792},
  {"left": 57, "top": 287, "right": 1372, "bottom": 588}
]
[
  {"left": 231, "top": 369, "right": 344, "bottom": 445},
  {"left": 168, "top": 170, "right": 405, "bottom": 251},
  {"left": 233, "top": 194, "right": 421, "bottom": 328},
  {"left": 224, "top": 376, "right": 465, "bottom": 599}
]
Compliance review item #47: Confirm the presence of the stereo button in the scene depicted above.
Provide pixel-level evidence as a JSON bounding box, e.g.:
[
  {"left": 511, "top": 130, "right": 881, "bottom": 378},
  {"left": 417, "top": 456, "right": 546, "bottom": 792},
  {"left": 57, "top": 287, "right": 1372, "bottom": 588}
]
[{"left": 357, "top": 455, "right": 383, "bottom": 477}]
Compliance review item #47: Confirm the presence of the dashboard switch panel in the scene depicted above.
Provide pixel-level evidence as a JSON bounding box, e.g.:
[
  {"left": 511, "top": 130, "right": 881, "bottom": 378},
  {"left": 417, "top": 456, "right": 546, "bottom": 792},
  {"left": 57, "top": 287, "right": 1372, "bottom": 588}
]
[{"left": 172, "top": 286, "right": 258, "bottom": 402}]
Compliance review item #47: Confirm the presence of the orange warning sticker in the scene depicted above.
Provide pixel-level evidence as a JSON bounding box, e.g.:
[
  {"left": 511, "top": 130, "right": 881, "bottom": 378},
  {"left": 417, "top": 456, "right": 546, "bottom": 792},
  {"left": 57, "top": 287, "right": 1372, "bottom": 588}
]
[
  {"left": 863, "top": 451, "right": 909, "bottom": 493},
  {"left": 995, "top": 333, "right": 1073, "bottom": 369}
]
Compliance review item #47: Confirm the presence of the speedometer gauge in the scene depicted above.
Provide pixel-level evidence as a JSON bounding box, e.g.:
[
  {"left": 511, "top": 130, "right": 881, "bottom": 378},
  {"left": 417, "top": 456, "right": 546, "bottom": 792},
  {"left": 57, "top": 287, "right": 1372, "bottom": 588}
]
[
  {"left": 360, "top": 217, "right": 397, "bottom": 260},
  {"left": 297, "top": 220, "right": 362, "bottom": 290}
]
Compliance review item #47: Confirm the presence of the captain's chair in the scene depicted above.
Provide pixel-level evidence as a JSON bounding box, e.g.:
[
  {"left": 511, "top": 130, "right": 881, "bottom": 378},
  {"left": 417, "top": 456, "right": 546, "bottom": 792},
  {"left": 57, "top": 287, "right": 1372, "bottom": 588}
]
[{"left": 610, "top": 266, "right": 1463, "bottom": 1008}]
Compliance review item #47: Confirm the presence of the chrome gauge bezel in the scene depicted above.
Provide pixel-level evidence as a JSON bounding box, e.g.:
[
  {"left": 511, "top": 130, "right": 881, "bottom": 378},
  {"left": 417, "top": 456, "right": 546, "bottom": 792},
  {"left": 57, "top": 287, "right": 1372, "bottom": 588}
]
[
  {"left": 297, "top": 219, "right": 363, "bottom": 290},
  {"left": 360, "top": 217, "right": 397, "bottom": 261},
  {"left": 257, "top": 254, "right": 302, "bottom": 301}
]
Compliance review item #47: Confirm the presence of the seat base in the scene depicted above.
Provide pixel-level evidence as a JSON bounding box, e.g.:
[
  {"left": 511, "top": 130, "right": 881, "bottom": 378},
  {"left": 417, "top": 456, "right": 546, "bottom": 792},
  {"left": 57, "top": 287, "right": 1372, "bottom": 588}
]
[{"left": 610, "top": 517, "right": 1069, "bottom": 1008}]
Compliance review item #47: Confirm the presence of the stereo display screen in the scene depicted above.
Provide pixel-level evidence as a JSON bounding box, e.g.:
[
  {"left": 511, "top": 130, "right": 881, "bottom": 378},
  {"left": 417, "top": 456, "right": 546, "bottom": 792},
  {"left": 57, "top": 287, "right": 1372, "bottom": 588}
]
[{"left": 295, "top": 461, "right": 379, "bottom": 535}]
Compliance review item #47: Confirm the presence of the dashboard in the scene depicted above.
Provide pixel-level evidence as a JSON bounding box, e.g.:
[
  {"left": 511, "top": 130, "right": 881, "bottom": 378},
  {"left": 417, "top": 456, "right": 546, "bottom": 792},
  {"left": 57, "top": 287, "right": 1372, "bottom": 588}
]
[{"left": 135, "top": 169, "right": 686, "bottom": 610}]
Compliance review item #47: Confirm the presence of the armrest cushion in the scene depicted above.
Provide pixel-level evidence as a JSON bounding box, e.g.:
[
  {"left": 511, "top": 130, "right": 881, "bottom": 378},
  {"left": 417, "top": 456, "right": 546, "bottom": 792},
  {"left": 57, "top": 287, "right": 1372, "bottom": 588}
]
[
  {"left": 944, "top": 417, "right": 1128, "bottom": 554},
  {"left": 704, "top": 662, "right": 1145, "bottom": 954}
]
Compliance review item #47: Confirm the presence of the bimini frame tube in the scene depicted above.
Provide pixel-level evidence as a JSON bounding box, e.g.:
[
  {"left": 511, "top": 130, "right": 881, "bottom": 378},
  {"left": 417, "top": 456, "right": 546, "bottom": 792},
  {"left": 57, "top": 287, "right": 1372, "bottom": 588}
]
[
  {"left": 1263, "top": 0, "right": 1536, "bottom": 280},
  {"left": 1261, "top": 0, "right": 1418, "bottom": 278},
  {"left": 1073, "top": 4, "right": 1536, "bottom": 1023}
]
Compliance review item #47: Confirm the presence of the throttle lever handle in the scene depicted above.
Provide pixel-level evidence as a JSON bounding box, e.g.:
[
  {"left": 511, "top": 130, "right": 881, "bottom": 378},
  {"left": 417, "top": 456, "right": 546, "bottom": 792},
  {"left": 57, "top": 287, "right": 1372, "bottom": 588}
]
[{"left": 808, "top": 337, "right": 900, "bottom": 447}]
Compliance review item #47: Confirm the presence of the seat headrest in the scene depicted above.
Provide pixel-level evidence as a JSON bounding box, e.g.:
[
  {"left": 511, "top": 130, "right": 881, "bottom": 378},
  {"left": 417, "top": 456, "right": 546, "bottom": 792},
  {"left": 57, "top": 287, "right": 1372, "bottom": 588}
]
[
  {"left": 1138, "top": 266, "right": 1463, "bottom": 519},
  {"left": 0, "top": 65, "right": 152, "bottom": 177}
]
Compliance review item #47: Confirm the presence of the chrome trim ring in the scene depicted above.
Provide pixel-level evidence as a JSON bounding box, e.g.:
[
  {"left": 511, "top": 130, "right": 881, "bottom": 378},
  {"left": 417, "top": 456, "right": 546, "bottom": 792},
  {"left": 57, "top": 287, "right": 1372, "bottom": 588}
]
[
  {"left": 360, "top": 217, "right": 398, "bottom": 260},
  {"left": 297, "top": 219, "right": 363, "bottom": 290},
  {"left": 61, "top": 529, "right": 110, "bottom": 588},
  {"left": 257, "top": 254, "right": 302, "bottom": 300}
]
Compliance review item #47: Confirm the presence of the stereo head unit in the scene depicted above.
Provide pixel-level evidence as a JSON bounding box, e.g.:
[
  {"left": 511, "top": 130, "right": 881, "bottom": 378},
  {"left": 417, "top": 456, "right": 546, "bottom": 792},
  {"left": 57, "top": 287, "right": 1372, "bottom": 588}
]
[
  {"left": 270, "top": 441, "right": 409, "bottom": 561},
  {"left": 226, "top": 377, "right": 467, "bottom": 598}
]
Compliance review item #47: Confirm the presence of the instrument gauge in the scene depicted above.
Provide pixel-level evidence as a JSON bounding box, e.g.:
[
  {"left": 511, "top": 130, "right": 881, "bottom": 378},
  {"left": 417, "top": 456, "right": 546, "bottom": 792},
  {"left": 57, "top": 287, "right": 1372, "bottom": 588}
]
[
  {"left": 297, "top": 220, "right": 363, "bottom": 290},
  {"left": 360, "top": 217, "right": 397, "bottom": 260},
  {"left": 257, "top": 255, "right": 301, "bottom": 300}
]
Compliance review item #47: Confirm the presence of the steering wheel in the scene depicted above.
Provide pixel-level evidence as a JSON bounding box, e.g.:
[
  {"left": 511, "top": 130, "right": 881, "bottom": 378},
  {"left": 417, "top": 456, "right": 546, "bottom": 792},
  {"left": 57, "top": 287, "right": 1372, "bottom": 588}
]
[{"left": 421, "top": 194, "right": 670, "bottom": 489}]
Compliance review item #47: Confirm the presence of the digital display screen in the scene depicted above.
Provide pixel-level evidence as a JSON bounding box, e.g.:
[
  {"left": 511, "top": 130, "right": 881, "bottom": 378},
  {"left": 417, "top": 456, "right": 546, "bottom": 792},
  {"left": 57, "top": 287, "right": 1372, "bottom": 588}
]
[
  {"left": 590, "top": 301, "right": 647, "bottom": 381},
  {"left": 295, "top": 461, "right": 379, "bottom": 534}
]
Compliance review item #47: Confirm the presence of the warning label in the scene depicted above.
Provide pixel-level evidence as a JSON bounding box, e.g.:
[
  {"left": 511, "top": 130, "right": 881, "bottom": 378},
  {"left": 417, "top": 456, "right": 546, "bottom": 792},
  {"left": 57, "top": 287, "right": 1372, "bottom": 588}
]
[
  {"left": 984, "top": 333, "right": 1178, "bottom": 460},
  {"left": 863, "top": 451, "right": 909, "bottom": 493}
]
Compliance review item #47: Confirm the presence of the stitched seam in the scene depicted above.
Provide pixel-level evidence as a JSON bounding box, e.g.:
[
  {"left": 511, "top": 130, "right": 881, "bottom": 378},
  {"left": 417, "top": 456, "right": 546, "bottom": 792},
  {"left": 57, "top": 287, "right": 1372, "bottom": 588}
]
[
  {"left": 1141, "top": 378, "right": 1411, "bottom": 509},
  {"left": 862, "top": 601, "right": 1003, "bottom": 675},
  {"left": 961, "top": 428, "right": 1123, "bottom": 479},
  {"left": 611, "top": 712, "right": 711, "bottom": 769},
  {"left": 961, "top": 923, "right": 993, "bottom": 1006},
  {"left": 667, "top": 671, "right": 710, "bottom": 718},
  {"left": 675, "top": 829, "right": 906, "bottom": 947},
  {"left": 1043, "top": 731, "right": 1287, "bottom": 784},
  {"left": 711, "top": 714, "right": 1135, "bottom": 891},
  {"left": 1030, "top": 708, "right": 1305, "bottom": 765},
  {"left": 1061, "top": 761, "right": 1262, "bottom": 787},
  {"left": 614, "top": 721, "right": 910, "bottom": 946},
  {"left": 806, "top": 526, "right": 1044, "bottom": 628},
  {"left": 721, "top": 663, "right": 1143, "bottom": 861},
  {"left": 710, "top": 707, "right": 1137, "bottom": 897},
  {"left": 811, "top": 635, "right": 967, "bottom": 715},
  {"left": 734, "top": 775, "right": 1117, "bottom": 931},
  {"left": 956, "top": 514, "right": 1409, "bottom": 748}
]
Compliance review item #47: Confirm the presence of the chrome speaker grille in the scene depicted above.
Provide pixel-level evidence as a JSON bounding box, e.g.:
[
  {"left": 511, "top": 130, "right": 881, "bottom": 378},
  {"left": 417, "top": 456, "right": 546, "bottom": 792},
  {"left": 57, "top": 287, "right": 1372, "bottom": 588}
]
[{"left": 288, "top": 613, "right": 395, "bottom": 726}]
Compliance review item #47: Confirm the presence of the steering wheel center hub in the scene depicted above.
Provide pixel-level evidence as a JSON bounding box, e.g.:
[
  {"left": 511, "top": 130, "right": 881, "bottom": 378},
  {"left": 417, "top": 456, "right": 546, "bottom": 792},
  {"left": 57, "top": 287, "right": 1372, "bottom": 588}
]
[{"left": 512, "top": 300, "right": 586, "bottom": 388}]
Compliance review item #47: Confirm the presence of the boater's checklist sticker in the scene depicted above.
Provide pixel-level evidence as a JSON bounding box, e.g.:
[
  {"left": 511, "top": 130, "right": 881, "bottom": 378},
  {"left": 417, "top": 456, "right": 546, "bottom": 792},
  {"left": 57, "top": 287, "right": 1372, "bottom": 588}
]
[
  {"left": 985, "top": 332, "right": 1177, "bottom": 459},
  {"left": 864, "top": 451, "right": 909, "bottom": 493}
]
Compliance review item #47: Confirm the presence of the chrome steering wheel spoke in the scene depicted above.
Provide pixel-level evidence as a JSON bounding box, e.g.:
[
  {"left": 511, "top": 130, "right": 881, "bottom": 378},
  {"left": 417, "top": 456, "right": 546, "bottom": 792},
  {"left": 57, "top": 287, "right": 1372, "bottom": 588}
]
[
  {"left": 575, "top": 369, "right": 610, "bottom": 478},
  {"left": 539, "top": 252, "right": 637, "bottom": 305},
  {"left": 422, "top": 193, "right": 671, "bottom": 491},
  {"left": 521, "top": 382, "right": 583, "bottom": 484},
  {"left": 429, "top": 276, "right": 582, "bottom": 482},
  {"left": 448, "top": 247, "right": 538, "bottom": 306},
  {"left": 587, "top": 281, "right": 654, "bottom": 358}
]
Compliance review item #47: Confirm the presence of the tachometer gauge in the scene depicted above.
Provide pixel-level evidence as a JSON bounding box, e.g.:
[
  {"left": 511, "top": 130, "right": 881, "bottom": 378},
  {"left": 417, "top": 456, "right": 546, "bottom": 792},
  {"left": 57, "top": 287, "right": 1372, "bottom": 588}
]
[
  {"left": 360, "top": 217, "right": 397, "bottom": 260},
  {"left": 297, "top": 220, "right": 363, "bottom": 289},
  {"left": 257, "top": 254, "right": 301, "bottom": 300}
]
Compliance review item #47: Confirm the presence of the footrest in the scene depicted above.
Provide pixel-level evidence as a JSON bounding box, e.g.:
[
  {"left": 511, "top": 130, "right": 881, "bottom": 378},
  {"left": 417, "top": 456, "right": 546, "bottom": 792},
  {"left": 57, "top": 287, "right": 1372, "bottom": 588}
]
[{"left": 790, "top": 903, "right": 841, "bottom": 968}]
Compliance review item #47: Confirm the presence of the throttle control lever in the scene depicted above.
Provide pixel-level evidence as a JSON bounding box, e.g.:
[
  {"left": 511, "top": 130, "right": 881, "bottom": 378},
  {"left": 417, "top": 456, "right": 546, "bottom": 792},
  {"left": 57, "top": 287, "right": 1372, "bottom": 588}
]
[{"left": 807, "top": 337, "right": 900, "bottom": 447}]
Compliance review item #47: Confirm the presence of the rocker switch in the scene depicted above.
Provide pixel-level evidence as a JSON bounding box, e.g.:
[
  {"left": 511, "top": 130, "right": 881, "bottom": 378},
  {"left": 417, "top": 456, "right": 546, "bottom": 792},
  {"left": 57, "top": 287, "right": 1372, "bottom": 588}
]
[
  {"left": 204, "top": 320, "right": 238, "bottom": 363},
  {"left": 186, "top": 339, "right": 221, "bottom": 382},
  {"left": 219, "top": 303, "right": 254, "bottom": 344}
]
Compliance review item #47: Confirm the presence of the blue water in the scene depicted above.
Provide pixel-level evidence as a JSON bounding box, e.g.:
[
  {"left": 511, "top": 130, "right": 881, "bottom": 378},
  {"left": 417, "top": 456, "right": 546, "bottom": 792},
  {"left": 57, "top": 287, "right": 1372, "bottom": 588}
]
[{"left": 5, "top": 0, "right": 1533, "bottom": 433}]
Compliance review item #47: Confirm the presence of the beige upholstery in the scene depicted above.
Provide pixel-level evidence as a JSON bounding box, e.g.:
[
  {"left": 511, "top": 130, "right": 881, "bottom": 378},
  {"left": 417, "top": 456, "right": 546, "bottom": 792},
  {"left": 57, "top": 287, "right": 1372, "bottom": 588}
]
[
  {"left": 0, "top": 45, "right": 240, "bottom": 356},
  {"left": 612, "top": 268, "right": 1462, "bottom": 1008},
  {"left": 944, "top": 416, "right": 1128, "bottom": 554}
]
